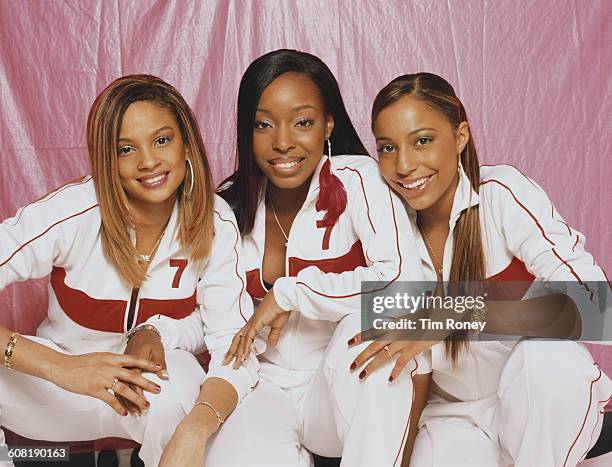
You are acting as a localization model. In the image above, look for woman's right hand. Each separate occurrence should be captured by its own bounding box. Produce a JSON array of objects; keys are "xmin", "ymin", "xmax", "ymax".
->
[
  {"xmin": 49, "ymin": 352, "xmax": 162, "ymax": 416},
  {"xmin": 224, "ymin": 290, "xmax": 289, "ymax": 368}
]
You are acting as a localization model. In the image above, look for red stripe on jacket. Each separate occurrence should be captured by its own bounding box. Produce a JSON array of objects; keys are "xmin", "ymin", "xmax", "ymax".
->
[
  {"xmin": 563, "ymin": 367, "xmax": 602, "ymax": 467},
  {"xmin": 1, "ymin": 204, "xmax": 98, "ymax": 268},
  {"xmin": 288, "ymin": 240, "xmax": 366, "ymax": 276},
  {"xmin": 214, "ymin": 210, "xmax": 248, "ymax": 322},
  {"xmin": 480, "ymin": 179, "xmax": 592, "ymax": 299},
  {"xmin": 246, "ymin": 269, "xmax": 267, "ymax": 300},
  {"xmin": 137, "ymin": 292, "xmax": 196, "ymax": 325},
  {"xmin": 393, "ymin": 359, "xmax": 419, "ymax": 466},
  {"xmin": 485, "ymin": 257, "xmax": 535, "ymax": 300},
  {"xmin": 336, "ymin": 166, "xmax": 376, "ymax": 233},
  {"xmin": 51, "ymin": 266, "xmax": 198, "ymax": 333},
  {"xmin": 50, "ymin": 266, "xmax": 127, "ymax": 333},
  {"xmin": 295, "ymin": 187, "xmax": 403, "ymax": 299},
  {"xmin": 246, "ymin": 241, "xmax": 367, "ymax": 301}
]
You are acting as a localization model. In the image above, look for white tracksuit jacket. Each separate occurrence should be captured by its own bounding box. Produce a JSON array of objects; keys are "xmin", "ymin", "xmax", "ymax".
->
[
  {"xmin": 408, "ymin": 164, "xmax": 612, "ymax": 467},
  {"xmin": 224, "ymin": 154, "xmax": 430, "ymax": 467},
  {"xmin": 0, "ymin": 176, "xmax": 259, "ymax": 402},
  {"xmin": 241, "ymin": 154, "xmax": 427, "ymax": 389}
]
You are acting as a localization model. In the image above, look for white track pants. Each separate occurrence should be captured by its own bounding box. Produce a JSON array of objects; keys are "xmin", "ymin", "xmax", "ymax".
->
[
  {"xmin": 0, "ymin": 336, "xmax": 205, "ymax": 466},
  {"xmin": 206, "ymin": 313, "xmax": 431, "ymax": 467},
  {"xmin": 410, "ymin": 340, "xmax": 612, "ymax": 467}
]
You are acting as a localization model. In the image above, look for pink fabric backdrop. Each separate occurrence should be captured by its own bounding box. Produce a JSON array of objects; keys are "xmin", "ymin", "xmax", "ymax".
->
[{"xmin": 1, "ymin": 0, "xmax": 610, "ymax": 378}]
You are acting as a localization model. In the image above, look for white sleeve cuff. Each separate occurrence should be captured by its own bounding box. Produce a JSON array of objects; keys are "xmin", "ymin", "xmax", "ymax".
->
[
  {"xmin": 144, "ymin": 313, "xmax": 207, "ymax": 353},
  {"xmin": 144, "ymin": 315, "xmax": 179, "ymax": 349},
  {"xmin": 204, "ymin": 353, "xmax": 260, "ymax": 403},
  {"xmin": 272, "ymin": 276, "xmax": 298, "ymax": 312}
]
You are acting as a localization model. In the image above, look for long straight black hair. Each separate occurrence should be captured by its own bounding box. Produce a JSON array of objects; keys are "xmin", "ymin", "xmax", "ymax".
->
[{"xmin": 219, "ymin": 49, "xmax": 368, "ymax": 234}]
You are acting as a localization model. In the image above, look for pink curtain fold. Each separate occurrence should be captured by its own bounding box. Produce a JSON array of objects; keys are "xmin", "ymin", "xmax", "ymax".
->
[{"xmin": 0, "ymin": 1, "xmax": 609, "ymax": 378}]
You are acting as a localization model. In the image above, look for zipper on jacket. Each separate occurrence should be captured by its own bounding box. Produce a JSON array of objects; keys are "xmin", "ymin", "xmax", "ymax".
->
[
  {"xmin": 283, "ymin": 205, "xmax": 307, "ymax": 369},
  {"xmin": 126, "ymin": 287, "xmax": 140, "ymax": 330}
]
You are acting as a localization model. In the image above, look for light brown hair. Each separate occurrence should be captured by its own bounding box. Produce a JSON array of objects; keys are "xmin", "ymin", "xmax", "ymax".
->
[
  {"xmin": 87, "ymin": 75, "xmax": 214, "ymax": 287},
  {"xmin": 372, "ymin": 73, "xmax": 485, "ymax": 362}
]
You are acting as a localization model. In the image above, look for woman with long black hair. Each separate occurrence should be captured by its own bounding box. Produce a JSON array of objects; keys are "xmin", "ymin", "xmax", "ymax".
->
[{"xmin": 219, "ymin": 50, "xmax": 431, "ymax": 466}]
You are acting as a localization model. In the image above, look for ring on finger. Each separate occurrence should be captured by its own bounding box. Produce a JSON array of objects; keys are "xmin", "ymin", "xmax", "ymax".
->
[
  {"xmin": 383, "ymin": 345, "xmax": 393, "ymax": 359},
  {"xmin": 107, "ymin": 377, "xmax": 119, "ymax": 396}
]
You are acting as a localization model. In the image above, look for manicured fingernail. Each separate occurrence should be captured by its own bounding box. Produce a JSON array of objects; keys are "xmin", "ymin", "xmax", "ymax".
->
[
  {"xmin": 388, "ymin": 375, "xmax": 394, "ymax": 382},
  {"xmin": 160, "ymin": 370, "xmax": 169, "ymax": 379},
  {"xmin": 358, "ymin": 369, "xmax": 367, "ymax": 380},
  {"xmin": 347, "ymin": 337, "xmax": 356, "ymax": 346},
  {"xmin": 350, "ymin": 361, "xmax": 357, "ymax": 372},
  {"xmin": 123, "ymin": 411, "xmax": 128, "ymax": 417},
  {"xmin": 154, "ymin": 363, "xmax": 162, "ymax": 369},
  {"xmin": 144, "ymin": 400, "xmax": 150, "ymax": 408},
  {"xmin": 155, "ymin": 384, "xmax": 161, "ymax": 393}
]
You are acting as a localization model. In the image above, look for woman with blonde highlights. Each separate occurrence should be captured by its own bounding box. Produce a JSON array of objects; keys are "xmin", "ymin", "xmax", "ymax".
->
[
  {"xmin": 0, "ymin": 75, "xmax": 260, "ymax": 467},
  {"xmin": 88, "ymin": 75, "xmax": 215, "ymax": 287},
  {"xmin": 351, "ymin": 72, "xmax": 612, "ymax": 466}
]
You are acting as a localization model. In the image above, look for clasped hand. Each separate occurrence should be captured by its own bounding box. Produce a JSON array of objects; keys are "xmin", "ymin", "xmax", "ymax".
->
[{"xmin": 52, "ymin": 330, "xmax": 165, "ymax": 417}]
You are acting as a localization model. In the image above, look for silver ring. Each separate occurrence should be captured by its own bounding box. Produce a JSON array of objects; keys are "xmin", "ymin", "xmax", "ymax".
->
[
  {"xmin": 383, "ymin": 345, "xmax": 393, "ymax": 359},
  {"xmin": 107, "ymin": 378, "xmax": 119, "ymax": 396}
]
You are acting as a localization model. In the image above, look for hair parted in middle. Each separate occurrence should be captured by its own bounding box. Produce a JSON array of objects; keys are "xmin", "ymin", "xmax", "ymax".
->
[
  {"xmin": 372, "ymin": 72, "xmax": 485, "ymax": 363},
  {"xmin": 87, "ymin": 74, "xmax": 215, "ymax": 287},
  {"xmin": 219, "ymin": 48, "xmax": 369, "ymax": 234}
]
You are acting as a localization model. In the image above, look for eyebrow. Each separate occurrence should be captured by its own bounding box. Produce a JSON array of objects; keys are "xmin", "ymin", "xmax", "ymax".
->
[
  {"xmin": 375, "ymin": 127, "xmax": 439, "ymax": 142},
  {"xmin": 118, "ymin": 125, "xmax": 174, "ymax": 143},
  {"xmin": 256, "ymin": 104, "xmax": 319, "ymax": 114}
]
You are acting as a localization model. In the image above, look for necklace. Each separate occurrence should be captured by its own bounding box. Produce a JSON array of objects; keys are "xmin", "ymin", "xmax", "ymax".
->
[
  {"xmin": 270, "ymin": 198, "xmax": 289, "ymax": 247},
  {"xmin": 137, "ymin": 229, "xmax": 165, "ymax": 264},
  {"xmin": 419, "ymin": 227, "xmax": 444, "ymax": 277}
]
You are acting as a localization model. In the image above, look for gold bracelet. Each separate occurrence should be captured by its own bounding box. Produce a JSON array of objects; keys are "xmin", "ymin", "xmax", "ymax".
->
[
  {"xmin": 193, "ymin": 401, "xmax": 225, "ymax": 429},
  {"xmin": 4, "ymin": 332, "xmax": 20, "ymax": 370},
  {"xmin": 126, "ymin": 324, "xmax": 161, "ymax": 342}
]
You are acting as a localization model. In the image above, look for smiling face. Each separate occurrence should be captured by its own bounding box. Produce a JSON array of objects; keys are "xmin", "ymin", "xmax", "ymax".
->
[
  {"xmin": 252, "ymin": 72, "xmax": 334, "ymax": 191},
  {"xmin": 373, "ymin": 95, "xmax": 469, "ymax": 216},
  {"xmin": 117, "ymin": 100, "xmax": 187, "ymax": 215}
]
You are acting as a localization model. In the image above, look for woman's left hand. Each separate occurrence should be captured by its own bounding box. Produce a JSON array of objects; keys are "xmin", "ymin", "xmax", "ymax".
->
[
  {"xmin": 348, "ymin": 298, "xmax": 475, "ymax": 380},
  {"xmin": 348, "ymin": 337, "xmax": 437, "ymax": 382},
  {"xmin": 159, "ymin": 411, "xmax": 213, "ymax": 467},
  {"xmin": 224, "ymin": 290, "xmax": 290, "ymax": 369}
]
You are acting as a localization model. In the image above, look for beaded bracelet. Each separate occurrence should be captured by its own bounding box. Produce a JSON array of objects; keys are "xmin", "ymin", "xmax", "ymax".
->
[{"xmin": 126, "ymin": 324, "xmax": 161, "ymax": 342}]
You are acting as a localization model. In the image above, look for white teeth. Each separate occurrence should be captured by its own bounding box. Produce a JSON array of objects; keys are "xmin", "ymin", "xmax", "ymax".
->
[
  {"xmin": 401, "ymin": 176, "xmax": 431, "ymax": 190},
  {"xmin": 275, "ymin": 161, "xmax": 299, "ymax": 169},
  {"xmin": 142, "ymin": 174, "xmax": 165, "ymax": 184}
]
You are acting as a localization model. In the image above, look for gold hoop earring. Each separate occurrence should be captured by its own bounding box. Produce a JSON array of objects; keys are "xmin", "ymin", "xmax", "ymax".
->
[{"xmin": 185, "ymin": 158, "xmax": 194, "ymax": 195}]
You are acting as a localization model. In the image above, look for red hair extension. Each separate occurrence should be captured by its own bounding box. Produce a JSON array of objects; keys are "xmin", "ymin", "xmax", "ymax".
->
[{"xmin": 316, "ymin": 159, "xmax": 347, "ymax": 226}]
